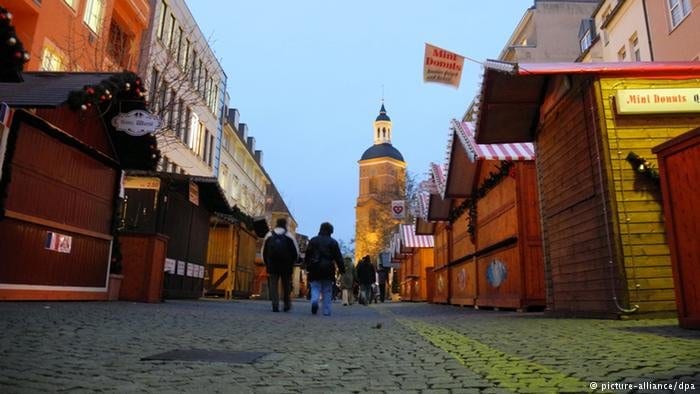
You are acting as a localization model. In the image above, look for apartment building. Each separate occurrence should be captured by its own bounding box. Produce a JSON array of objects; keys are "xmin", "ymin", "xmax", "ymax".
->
[
  {"xmin": 10, "ymin": 0, "xmax": 149, "ymax": 72},
  {"xmin": 139, "ymin": 0, "xmax": 226, "ymax": 178}
]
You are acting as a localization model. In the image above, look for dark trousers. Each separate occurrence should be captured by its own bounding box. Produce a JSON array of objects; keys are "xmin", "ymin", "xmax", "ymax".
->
[
  {"xmin": 379, "ymin": 282, "xmax": 386, "ymax": 302},
  {"xmin": 268, "ymin": 272, "xmax": 292, "ymax": 310}
]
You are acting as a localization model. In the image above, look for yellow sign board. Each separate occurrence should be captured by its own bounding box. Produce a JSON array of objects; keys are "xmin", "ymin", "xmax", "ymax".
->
[
  {"xmin": 124, "ymin": 176, "xmax": 160, "ymax": 190},
  {"xmin": 616, "ymin": 88, "xmax": 700, "ymax": 114}
]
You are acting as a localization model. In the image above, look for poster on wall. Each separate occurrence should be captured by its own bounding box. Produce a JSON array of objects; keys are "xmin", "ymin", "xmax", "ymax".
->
[{"xmin": 45, "ymin": 231, "xmax": 72, "ymax": 254}]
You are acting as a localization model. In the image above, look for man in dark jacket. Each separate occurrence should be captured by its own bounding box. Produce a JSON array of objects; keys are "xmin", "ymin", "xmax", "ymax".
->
[
  {"xmin": 304, "ymin": 222, "xmax": 345, "ymax": 316},
  {"xmin": 262, "ymin": 218, "xmax": 299, "ymax": 312},
  {"xmin": 356, "ymin": 255, "xmax": 376, "ymax": 305}
]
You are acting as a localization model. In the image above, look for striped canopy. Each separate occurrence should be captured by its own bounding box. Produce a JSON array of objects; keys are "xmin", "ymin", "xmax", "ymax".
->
[
  {"xmin": 400, "ymin": 224, "xmax": 434, "ymax": 248},
  {"xmin": 453, "ymin": 119, "xmax": 535, "ymax": 161}
]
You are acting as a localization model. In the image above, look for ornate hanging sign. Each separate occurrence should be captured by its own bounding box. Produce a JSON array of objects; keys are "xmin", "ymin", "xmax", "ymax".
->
[{"xmin": 111, "ymin": 109, "xmax": 161, "ymax": 136}]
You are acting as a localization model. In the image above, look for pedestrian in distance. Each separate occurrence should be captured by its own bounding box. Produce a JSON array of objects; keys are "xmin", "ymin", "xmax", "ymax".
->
[
  {"xmin": 304, "ymin": 222, "xmax": 345, "ymax": 316},
  {"xmin": 356, "ymin": 255, "xmax": 376, "ymax": 306},
  {"xmin": 377, "ymin": 266, "xmax": 388, "ymax": 302},
  {"xmin": 340, "ymin": 256, "xmax": 357, "ymax": 306},
  {"xmin": 261, "ymin": 218, "xmax": 299, "ymax": 312}
]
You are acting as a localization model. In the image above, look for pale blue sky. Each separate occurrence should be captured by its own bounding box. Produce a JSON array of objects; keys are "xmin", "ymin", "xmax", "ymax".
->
[{"xmin": 186, "ymin": 0, "xmax": 533, "ymax": 244}]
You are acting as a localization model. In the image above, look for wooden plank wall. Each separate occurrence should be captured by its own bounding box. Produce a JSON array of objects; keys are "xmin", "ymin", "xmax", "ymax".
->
[
  {"xmin": 537, "ymin": 77, "xmax": 618, "ymax": 316},
  {"xmin": 451, "ymin": 198, "xmax": 476, "ymax": 261},
  {"xmin": 599, "ymin": 77, "xmax": 700, "ymax": 316}
]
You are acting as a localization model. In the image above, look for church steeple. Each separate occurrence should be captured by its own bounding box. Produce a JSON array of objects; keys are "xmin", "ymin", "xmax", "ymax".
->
[{"xmin": 373, "ymin": 100, "xmax": 392, "ymax": 145}]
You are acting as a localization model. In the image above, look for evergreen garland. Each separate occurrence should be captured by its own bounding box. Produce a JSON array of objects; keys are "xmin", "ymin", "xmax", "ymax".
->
[
  {"xmin": 67, "ymin": 72, "xmax": 160, "ymax": 170},
  {"xmin": 448, "ymin": 160, "xmax": 514, "ymax": 238},
  {"xmin": 0, "ymin": 6, "xmax": 29, "ymax": 82},
  {"xmin": 626, "ymin": 152, "xmax": 660, "ymax": 185}
]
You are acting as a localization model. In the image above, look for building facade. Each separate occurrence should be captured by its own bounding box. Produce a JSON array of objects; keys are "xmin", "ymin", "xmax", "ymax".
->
[
  {"xmin": 219, "ymin": 109, "xmax": 268, "ymax": 216},
  {"xmin": 139, "ymin": 0, "xmax": 226, "ymax": 178},
  {"xmin": 499, "ymin": 0, "xmax": 600, "ymax": 63},
  {"xmin": 355, "ymin": 103, "xmax": 406, "ymax": 263},
  {"xmin": 647, "ymin": 0, "xmax": 700, "ymax": 60},
  {"xmin": 10, "ymin": 0, "xmax": 149, "ymax": 72}
]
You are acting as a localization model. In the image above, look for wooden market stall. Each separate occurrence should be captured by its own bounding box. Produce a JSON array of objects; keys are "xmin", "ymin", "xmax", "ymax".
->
[
  {"xmin": 121, "ymin": 172, "xmax": 232, "ymax": 299},
  {"xmin": 0, "ymin": 72, "xmax": 158, "ymax": 301},
  {"xmin": 447, "ymin": 120, "xmax": 544, "ymax": 310},
  {"xmin": 206, "ymin": 214, "xmax": 258, "ymax": 299},
  {"xmin": 426, "ymin": 163, "xmax": 451, "ymax": 304},
  {"xmin": 396, "ymin": 225, "xmax": 434, "ymax": 302},
  {"xmin": 653, "ymin": 127, "xmax": 700, "ymax": 329},
  {"xmin": 474, "ymin": 61, "xmax": 700, "ymax": 318}
]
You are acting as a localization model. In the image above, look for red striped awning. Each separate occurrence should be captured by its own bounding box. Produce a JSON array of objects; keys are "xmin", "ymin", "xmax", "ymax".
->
[
  {"xmin": 430, "ymin": 162, "xmax": 447, "ymax": 197},
  {"xmin": 400, "ymin": 224, "xmax": 434, "ymax": 248},
  {"xmin": 453, "ymin": 120, "xmax": 535, "ymax": 161}
]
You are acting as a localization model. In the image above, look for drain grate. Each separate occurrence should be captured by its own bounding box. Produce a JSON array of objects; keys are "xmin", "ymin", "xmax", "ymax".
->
[{"xmin": 141, "ymin": 349, "xmax": 269, "ymax": 364}]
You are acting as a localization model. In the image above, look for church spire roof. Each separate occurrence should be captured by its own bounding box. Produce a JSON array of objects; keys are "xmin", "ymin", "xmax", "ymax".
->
[{"xmin": 376, "ymin": 102, "xmax": 391, "ymax": 122}]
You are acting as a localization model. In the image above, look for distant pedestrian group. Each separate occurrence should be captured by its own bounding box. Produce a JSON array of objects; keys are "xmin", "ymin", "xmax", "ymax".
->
[{"xmin": 262, "ymin": 220, "xmax": 390, "ymax": 316}]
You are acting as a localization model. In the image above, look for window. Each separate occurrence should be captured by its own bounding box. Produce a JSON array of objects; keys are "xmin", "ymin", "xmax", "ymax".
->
[
  {"xmin": 168, "ymin": 15, "xmax": 176, "ymax": 50},
  {"xmin": 208, "ymin": 134, "xmax": 215, "ymax": 166},
  {"xmin": 203, "ymin": 129, "xmax": 210, "ymax": 161},
  {"xmin": 617, "ymin": 46, "xmax": 626, "ymax": 61},
  {"xmin": 40, "ymin": 45, "xmax": 66, "ymax": 71},
  {"xmin": 63, "ymin": 0, "xmax": 77, "ymax": 10},
  {"xmin": 183, "ymin": 107, "xmax": 191, "ymax": 144},
  {"xmin": 107, "ymin": 20, "xmax": 132, "ymax": 68},
  {"xmin": 629, "ymin": 34, "xmax": 641, "ymax": 61},
  {"xmin": 580, "ymin": 29, "xmax": 592, "ymax": 53},
  {"xmin": 668, "ymin": 0, "xmax": 691, "ymax": 28},
  {"xmin": 221, "ymin": 164, "xmax": 229, "ymax": 192},
  {"xmin": 156, "ymin": 1, "xmax": 168, "ymax": 40},
  {"xmin": 176, "ymin": 99, "xmax": 184, "ymax": 139},
  {"xmin": 150, "ymin": 68, "xmax": 159, "ymax": 106},
  {"xmin": 182, "ymin": 39, "xmax": 190, "ymax": 68},
  {"xmin": 167, "ymin": 88, "xmax": 176, "ymax": 129},
  {"xmin": 176, "ymin": 27, "xmax": 184, "ymax": 65},
  {"xmin": 161, "ymin": 12, "xmax": 172, "ymax": 45},
  {"xmin": 83, "ymin": 0, "xmax": 105, "ymax": 33}
]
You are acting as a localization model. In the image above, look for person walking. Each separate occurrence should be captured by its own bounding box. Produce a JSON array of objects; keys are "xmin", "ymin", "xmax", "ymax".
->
[
  {"xmin": 340, "ymin": 256, "xmax": 357, "ymax": 306},
  {"xmin": 377, "ymin": 266, "xmax": 388, "ymax": 302},
  {"xmin": 356, "ymin": 255, "xmax": 376, "ymax": 306},
  {"xmin": 261, "ymin": 218, "xmax": 299, "ymax": 312},
  {"xmin": 304, "ymin": 222, "xmax": 345, "ymax": 316}
]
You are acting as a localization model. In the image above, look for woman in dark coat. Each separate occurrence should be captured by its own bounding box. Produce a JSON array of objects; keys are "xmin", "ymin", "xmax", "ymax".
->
[
  {"xmin": 304, "ymin": 222, "xmax": 345, "ymax": 316},
  {"xmin": 355, "ymin": 255, "xmax": 376, "ymax": 305}
]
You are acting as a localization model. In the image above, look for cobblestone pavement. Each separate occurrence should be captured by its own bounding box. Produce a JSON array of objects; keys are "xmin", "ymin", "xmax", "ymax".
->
[{"xmin": 0, "ymin": 299, "xmax": 699, "ymax": 393}]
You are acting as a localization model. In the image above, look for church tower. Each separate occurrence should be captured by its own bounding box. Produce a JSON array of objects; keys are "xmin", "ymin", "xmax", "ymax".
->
[{"xmin": 354, "ymin": 102, "xmax": 406, "ymax": 263}]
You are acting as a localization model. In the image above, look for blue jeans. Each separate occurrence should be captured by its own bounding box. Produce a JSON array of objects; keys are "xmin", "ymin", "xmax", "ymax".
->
[{"xmin": 310, "ymin": 280, "xmax": 334, "ymax": 316}]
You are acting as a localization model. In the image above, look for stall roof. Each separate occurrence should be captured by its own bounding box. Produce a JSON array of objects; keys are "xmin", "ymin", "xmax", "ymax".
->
[
  {"xmin": 426, "ymin": 162, "xmax": 451, "ymax": 221},
  {"xmin": 126, "ymin": 170, "xmax": 233, "ymax": 215},
  {"xmin": 474, "ymin": 61, "xmax": 700, "ymax": 144},
  {"xmin": 455, "ymin": 120, "xmax": 535, "ymax": 161},
  {"xmin": 400, "ymin": 224, "xmax": 434, "ymax": 249},
  {"xmin": 0, "ymin": 72, "xmax": 116, "ymax": 108}
]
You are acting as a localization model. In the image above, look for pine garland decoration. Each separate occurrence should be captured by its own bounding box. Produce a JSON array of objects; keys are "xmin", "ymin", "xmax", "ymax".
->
[
  {"xmin": 626, "ymin": 152, "xmax": 660, "ymax": 185},
  {"xmin": 0, "ymin": 6, "xmax": 30, "ymax": 82},
  {"xmin": 448, "ymin": 160, "xmax": 514, "ymax": 238}
]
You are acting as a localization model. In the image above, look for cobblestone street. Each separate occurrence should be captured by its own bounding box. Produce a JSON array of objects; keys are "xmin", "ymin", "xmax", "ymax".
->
[{"xmin": 1, "ymin": 300, "xmax": 699, "ymax": 393}]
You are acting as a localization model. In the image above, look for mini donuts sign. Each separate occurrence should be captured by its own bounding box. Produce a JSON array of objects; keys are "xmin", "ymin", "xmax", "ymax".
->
[{"xmin": 111, "ymin": 109, "xmax": 161, "ymax": 136}]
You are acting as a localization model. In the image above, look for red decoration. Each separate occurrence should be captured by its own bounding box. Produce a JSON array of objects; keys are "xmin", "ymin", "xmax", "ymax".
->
[
  {"xmin": 509, "ymin": 167, "xmax": 517, "ymax": 179},
  {"xmin": 86, "ymin": 87, "xmax": 95, "ymax": 94}
]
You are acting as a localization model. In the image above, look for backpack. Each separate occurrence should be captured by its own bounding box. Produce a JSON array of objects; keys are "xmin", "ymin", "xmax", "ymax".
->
[
  {"xmin": 308, "ymin": 242, "xmax": 334, "ymax": 278},
  {"xmin": 265, "ymin": 232, "xmax": 295, "ymax": 268}
]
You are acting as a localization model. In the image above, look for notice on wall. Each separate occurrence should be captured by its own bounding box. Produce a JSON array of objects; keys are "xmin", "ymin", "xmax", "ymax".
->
[
  {"xmin": 45, "ymin": 231, "xmax": 72, "ymax": 254},
  {"xmin": 423, "ymin": 43, "xmax": 464, "ymax": 88},
  {"xmin": 189, "ymin": 182, "xmax": 199, "ymax": 206},
  {"xmin": 186, "ymin": 263, "xmax": 194, "ymax": 277},
  {"xmin": 164, "ymin": 258, "xmax": 176, "ymax": 273},
  {"xmin": 176, "ymin": 260, "xmax": 186, "ymax": 276}
]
